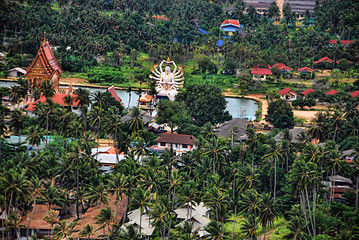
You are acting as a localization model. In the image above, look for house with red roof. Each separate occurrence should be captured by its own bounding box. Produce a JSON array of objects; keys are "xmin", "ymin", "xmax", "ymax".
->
[
  {"xmin": 139, "ymin": 93, "xmax": 155, "ymax": 110},
  {"xmin": 251, "ymin": 68, "xmax": 272, "ymax": 81},
  {"xmin": 301, "ymin": 88, "xmax": 315, "ymax": 98},
  {"xmin": 350, "ymin": 90, "xmax": 359, "ymax": 98},
  {"xmin": 326, "ymin": 90, "xmax": 338, "ymax": 95},
  {"xmin": 314, "ymin": 57, "xmax": 334, "ymax": 64},
  {"xmin": 25, "ymin": 93, "xmax": 80, "ymax": 116},
  {"xmin": 220, "ymin": 19, "xmax": 242, "ymax": 37},
  {"xmin": 272, "ymin": 63, "xmax": 293, "ymax": 72},
  {"xmin": 151, "ymin": 133, "xmax": 197, "ymax": 156},
  {"xmin": 336, "ymin": 58, "xmax": 352, "ymax": 64},
  {"xmin": 298, "ymin": 67, "xmax": 315, "ymax": 72},
  {"xmin": 279, "ymin": 88, "xmax": 298, "ymax": 101}
]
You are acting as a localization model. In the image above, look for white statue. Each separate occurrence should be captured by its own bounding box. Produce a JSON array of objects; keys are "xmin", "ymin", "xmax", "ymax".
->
[{"xmin": 149, "ymin": 58, "xmax": 184, "ymax": 101}]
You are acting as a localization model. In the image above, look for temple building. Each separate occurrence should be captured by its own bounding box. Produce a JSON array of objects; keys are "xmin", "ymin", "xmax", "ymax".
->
[{"xmin": 25, "ymin": 36, "xmax": 62, "ymax": 91}]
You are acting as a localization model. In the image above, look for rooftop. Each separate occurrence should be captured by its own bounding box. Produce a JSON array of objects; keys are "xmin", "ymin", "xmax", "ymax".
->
[
  {"xmin": 250, "ymin": 68, "xmax": 272, "ymax": 75},
  {"xmin": 326, "ymin": 90, "xmax": 338, "ymax": 95},
  {"xmin": 350, "ymin": 90, "xmax": 359, "ymax": 98},
  {"xmin": 214, "ymin": 118, "xmax": 247, "ymax": 140},
  {"xmin": 301, "ymin": 88, "xmax": 315, "ymax": 96},
  {"xmin": 314, "ymin": 57, "xmax": 334, "ymax": 64},
  {"xmin": 25, "ymin": 93, "xmax": 79, "ymax": 111},
  {"xmin": 272, "ymin": 63, "xmax": 293, "ymax": 71},
  {"xmin": 298, "ymin": 67, "xmax": 315, "ymax": 72},
  {"xmin": 155, "ymin": 133, "xmax": 197, "ymax": 145},
  {"xmin": 279, "ymin": 88, "xmax": 297, "ymax": 96}
]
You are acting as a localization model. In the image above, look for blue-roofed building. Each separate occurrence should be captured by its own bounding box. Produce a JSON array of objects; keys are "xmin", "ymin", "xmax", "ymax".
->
[
  {"xmin": 217, "ymin": 40, "xmax": 224, "ymax": 47},
  {"xmin": 197, "ymin": 28, "xmax": 208, "ymax": 35}
]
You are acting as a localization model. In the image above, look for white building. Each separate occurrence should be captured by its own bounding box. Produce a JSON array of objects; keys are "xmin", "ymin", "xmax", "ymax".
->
[
  {"xmin": 9, "ymin": 67, "xmax": 26, "ymax": 78},
  {"xmin": 151, "ymin": 133, "xmax": 197, "ymax": 156}
]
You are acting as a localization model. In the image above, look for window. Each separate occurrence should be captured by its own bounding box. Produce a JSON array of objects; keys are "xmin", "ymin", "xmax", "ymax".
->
[
  {"xmin": 175, "ymin": 144, "xmax": 178, "ymax": 147},
  {"xmin": 160, "ymin": 142, "xmax": 166, "ymax": 147},
  {"xmin": 182, "ymin": 144, "xmax": 188, "ymax": 149}
]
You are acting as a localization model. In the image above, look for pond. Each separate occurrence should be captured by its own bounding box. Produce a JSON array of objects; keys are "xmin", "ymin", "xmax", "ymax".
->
[{"xmin": 0, "ymin": 80, "xmax": 258, "ymax": 120}]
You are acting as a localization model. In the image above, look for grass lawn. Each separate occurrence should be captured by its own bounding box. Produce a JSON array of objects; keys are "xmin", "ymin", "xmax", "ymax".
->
[{"xmin": 224, "ymin": 215, "xmax": 289, "ymax": 239}]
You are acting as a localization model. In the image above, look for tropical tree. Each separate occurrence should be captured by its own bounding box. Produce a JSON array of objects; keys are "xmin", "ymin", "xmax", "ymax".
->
[
  {"xmin": 108, "ymin": 173, "xmax": 128, "ymax": 222},
  {"xmin": 53, "ymin": 220, "xmax": 76, "ymax": 240},
  {"xmin": 26, "ymin": 176, "xmax": 43, "ymax": 239},
  {"xmin": 79, "ymin": 224, "xmax": 94, "ymax": 240},
  {"xmin": 128, "ymin": 107, "xmax": 144, "ymax": 133},
  {"xmin": 43, "ymin": 209, "xmax": 60, "ymax": 237},
  {"xmin": 4, "ymin": 213, "xmax": 24, "ymax": 239},
  {"xmin": 40, "ymin": 80, "xmax": 55, "ymax": 99},
  {"xmin": 240, "ymin": 216, "xmax": 258, "ymax": 240},
  {"xmin": 9, "ymin": 109, "xmax": 26, "ymax": 143},
  {"xmin": 263, "ymin": 141, "xmax": 283, "ymax": 199},
  {"xmin": 130, "ymin": 188, "xmax": 150, "ymax": 233},
  {"xmin": 95, "ymin": 206, "xmax": 114, "ymax": 240},
  {"xmin": 258, "ymin": 193, "xmax": 278, "ymax": 240}
]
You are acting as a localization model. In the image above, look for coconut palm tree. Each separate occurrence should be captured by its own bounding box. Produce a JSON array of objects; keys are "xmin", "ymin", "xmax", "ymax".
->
[
  {"xmin": 175, "ymin": 221, "xmax": 200, "ymax": 240},
  {"xmin": 88, "ymin": 105, "xmax": 104, "ymax": 154},
  {"xmin": 351, "ymin": 158, "xmax": 359, "ymax": 211},
  {"xmin": 63, "ymin": 94, "xmax": 74, "ymax": 112},
  {"xmin": 240, "ymin": 216, "xmax": 258, "ymax": 240},
  {"xmin": 54, "ymin": 220, "xmax": 76, "ymax": 240},
  {"xmin": 128, "ymin": 107, "xmax": 144, "ymax": 133},
  {"xmin": 258, "ymin": 193, "xmax": 278, "ymax": 240},
  {"xmin": 103, "ymin": 107, "xmax": 123, "ymax": 163},
  {"xmin": 235, "ymin": 164, "xmax": 260, "ymax": 194},
  {"xmin": 117, "ymin": 224, "xmax": 141, "ymax": 240},
  {"xmin": 26, "ymin": 177, "xmax": 43, "ymax": 240},
  {"xmin": 284, "ymin": 216, "xmax": 310, "ymax": 240},
  {"xmin": 9, "ymin": 109, "xmax": 26, "ymax": 143},
  {"xmin": 86, "ymin": 181, "xmax": 108, "ymax": 209},
  {"xmin": 130, "ymin": 188, "xmax": 150, "ymax": 234},
  {"xmin": 238, "ymin": 189, "xmax": 260, "ymax": 217},
  {"xmin": 108, "ymin": 173, "xmax": 128, "ymax": 222},
  {"xmin": 95, "ymin": 206, "xmax": 114, "ymax": 240},
  {"xmin": 4, "ymin": 213, "xmax": 24, "ymax": 240},
  {"xmin": 204, "ymin": 186, "xmax": 229, "ymax": 225},
  {"xmin": 79, "ymin": 224, "xmax": 94, "ymax": 240},
  {"xmin": 148, "ymin": 203, "xmax": 167, "ymax": 239},
  {"xmin": 40, "ymin": 80, "xmax": 55, "ymax": 100},
  {"xmin": 43, "ymin": 209, "xmax": 60, "ymax": 237},
  {"xmin": 263, "ymin": 141, "xmax": 283, "ymax": 199},
  {"xmin": 204, "ymin": 220, "xmax": 225, "ymax": 240},
  {"xmin": 245, "ymin": 128, "xmax": 260, "ymax": 169},
  {"xmin": 26, "ymin": 126, "xmax": 45, "ymax": 150}
]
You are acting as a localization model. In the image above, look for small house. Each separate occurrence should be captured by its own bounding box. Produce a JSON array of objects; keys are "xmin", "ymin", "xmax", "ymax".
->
[
  {"xmin": 272, "ymin": 63, "xmax": 293, "ymax": 73},
  {"xmin": 298, "ymin": 67, "xmax": 315, "ymax": 73},
  {"xmin": 151, "ymin": 133, "xmax": 197, "ymax": 155},
  {"xmin": 214, "ymin": 118, "xmax": 248, "ymax": 143},
  {"xmin": 107, "ymin": 85, "xmax": 124, "ymax": 105},
  {"xmin": 250, "ymin": 68, "xmax": 272, "ymax": 81},
  {"xmin": 279, "ymin": 88, "xmax": 297, "ymax": 101},
  {"xmin": 323, "ymin": 175, "xmax": 353, "ymax": 202},
  {"xmin": 314, "ymin": 56, "xmax": 334, "ymax": 65},
  {"xmin": 138, "ymin": 93, "xmax": 155, "ymax": 109},
  {"xmin": 8, "ymin": 67, "xmax": 26, "ymax": 78},
  {"xmin": 301, "ymin": 88, "xmax": 315, "ymax": 99}
]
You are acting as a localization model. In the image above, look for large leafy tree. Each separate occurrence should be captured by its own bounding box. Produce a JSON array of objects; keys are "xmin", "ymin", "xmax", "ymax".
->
[
  {"xmin": 265, "ymin": 99, "xmax": 294, "ymax": 129},
  {"xmin": 176, "ymin": 84, "xmax": 231, "ymax": 126}
]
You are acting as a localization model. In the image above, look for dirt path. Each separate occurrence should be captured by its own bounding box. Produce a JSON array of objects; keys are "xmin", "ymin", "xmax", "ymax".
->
[{"xmin": 257, "ymin": 229, "xmax": 276, "ymax": 240}]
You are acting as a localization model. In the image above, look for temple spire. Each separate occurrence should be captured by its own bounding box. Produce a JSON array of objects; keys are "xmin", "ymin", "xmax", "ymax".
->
[{"xmin": 42, "ymin": 32, "xmax": 47, "ymax": 45}]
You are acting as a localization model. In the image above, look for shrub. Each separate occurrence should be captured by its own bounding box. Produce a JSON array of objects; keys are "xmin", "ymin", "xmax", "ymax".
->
[{"xmin": 87, "ymin": 67, "xmax": 126, "ymax": 84}]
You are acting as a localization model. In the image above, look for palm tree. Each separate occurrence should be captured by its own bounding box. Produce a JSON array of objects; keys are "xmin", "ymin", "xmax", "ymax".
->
[
  {"xmin": 117, "ymin": 224, "xmax": 141, "ymax": 240},
  {"xmin": 43, "ymin": 209, "xmax": 60, "ymax": 237},
  {"xmin": 235, "ymin": 164, "xmax": 260, "ymax": 193},
  {"xmin": 42, "ymin": 185, "xmax": 64, "ymax": 210},
  {"xmin": 258, "ymin": 193, "xmax": 278, "ymax": 240},
  {"xmin": 263, "ymin": 142, "xmax": 283, "ymax": 199},
  {"xmin": 130, "ymin": 188, "xmax": 150, "ymax": 234},
  {"xmin": 127, "ymin": 87, "xmax": 132, "ymax": 109},
  {"xmin": 34, "ymin": 100, "xmax": 56, "ymax": 148},
  {"xmin": 245, "ymin": 128, "xmax": 260, "ymax": 169},
  {"xmin": 40, "ymin": 80, "xmax": 55, "ymax": 99},
  {"xmin": 63, "ymin": 95, "xmax": 74, "ymax": 112},
  {"xmin": 175, "ymin": 221, "xmax": 199, "ymax": 240},
  {"xmin": 103, "ymin": 107, "xmax": 123, "ymax": 163},
  {"xmin": 306, "ymin": 112, "xmax": 327, "ymax": 142},
  {"xmin": 352, "ymin": 158, "xmax": 359, "ymax": 211},
  {"xmin": 205, "ymin": 138, "xmax": 226, "ymax": 174},
  {"xmin": 95, "ymin": 206, "xmax": 114, "ymax": 240},
  {"xmin": 26, "ymin": 177, "xmax": 43, "ymax": 240},
  {"xmin": 128, "ymin": 107, "xmax": 144, "ymax": 133},
  {"xmin": 148, "ymin": 203, "xmax": 167, "ymax": 239},
  {"xmin": 9, "ymin": 109, "xmax": 26, "ymax": 143},
  {"xmin": 86, "ymin": 181, "xmax": 108, "ymax": 209},
  {"xmin": 54, "ymin": 220, "xmax": 76, "ymax": 240},
  {"xmin": 204, "ymin": 220, "xmax": 225, "ymax": 240},
  {"xmin": 79, "ymin": 224, "xmax": 94, "ymax": 240},
  {"xmin": 108, "ymin": 173, "xmax": 128, "ymax": 222},
  {"xmin": 204, "ymin": 186, "xmax": 229, "ymax": 225},
  {"xmin": 238, "ymin": 189, "xmax": 260, "ymax": 217},
  {"xmin": 240, "ymin": 216, "xmax": 258, "ymax": 240},
  {"xmin": 4, "ymin": 213, "xmax": 24, "ymax": 240},
  {"xmin": 284, "ymin": 216, "xmax": 310, "ymax": 240},
  {"xmin": 88, "ymin": 105, "xmax": 104, "ymax": 155}
]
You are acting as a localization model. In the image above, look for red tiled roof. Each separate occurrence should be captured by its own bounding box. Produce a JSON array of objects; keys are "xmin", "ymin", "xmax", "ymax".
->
[
  {"xmin": 301, "ymin": 88, "xmax": 315, "ymax": 96},
  {"xmin": 350, "ymin": 90, "xmax": 359, "ymax": 97},
  {"xmin": 298, "ymin": 67, "xmax": 315, "ymax": 72},
  {"xmin": 279, "ymin": 88, "xmax": 297, "ymax": 96},
  {"xmin": 107, "ymin": 86, "xmax": 123, "ymax": 105},
  {"xmin": 326, "ymin": 90, "xmax": 338, "ymax": 95},
  {"xmin": 272, "ymin": 63, "xmax": 293, "ymax": 71},
  {"xmin": 221, "ymin": 19, "xmax": 240, "ymax": 26},
  {"xmin": 250, "ymin": 68, "xmax": 272, "ymax": 75},
  {"xmin": 329, "ymin": 40, "xmax": 354, "ymax": 45},
  {"xmin": 336, "ymin": 59, "xmax": 352, "ymax": 64},
  {"xmin": 25, "ymin": 93, "xmax": 79, "ymax": 111},
  {"xmin": 25, "ymin": 37, "xmax": 62, "ymax": 78},
  {"xmin": 155, "ymin": 133, "xmax": 197, "ymax": 145},
  {"xmin": 139, "ymin": 93, "xmax": 153, "ymax": 102},
  {"xmin": 314, "ymin": 57, "xmax": 334, "ymax": 64}
]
